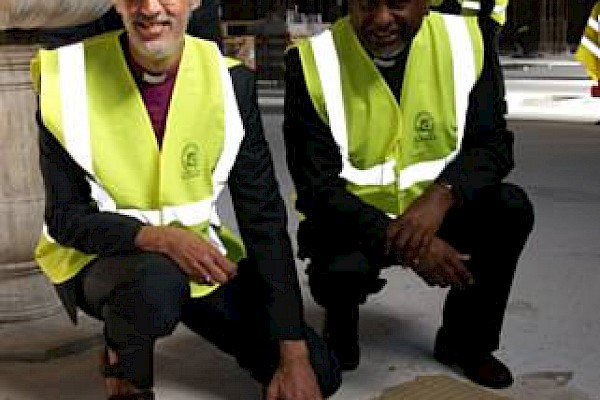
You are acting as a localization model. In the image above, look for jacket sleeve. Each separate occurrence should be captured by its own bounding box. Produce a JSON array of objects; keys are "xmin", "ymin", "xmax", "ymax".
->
[
  {"xmin": 228, "ymin": 65, "xmax": 305, "ymax": 340},
  {"xmin": 38, "ymin": 112, "xmax": 144, "ymax": 255},
  {"xmin": 436, "ymin": 17, "xmax": 515, "ymax": 202},
  {"xmin": 283, "ymin": 49, "xmax": 392, "ymax": 262}
]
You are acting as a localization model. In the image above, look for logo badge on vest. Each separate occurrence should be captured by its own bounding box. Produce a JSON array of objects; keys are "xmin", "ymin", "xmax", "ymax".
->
[
  {"xmin": 181, "ymin": 142, "xmax": 201, "ymax": 179},
  {"xmin": 414, "ymin": 111, "xmax": 436, "ymax": 141}
]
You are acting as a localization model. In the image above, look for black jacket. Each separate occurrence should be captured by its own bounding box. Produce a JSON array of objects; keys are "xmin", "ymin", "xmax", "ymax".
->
[
  {"xmin": 38, "ymin": 58, "xmax": 304, "ymax": 341},
  {"xmin": 283, "ymin": 16, "xmax": 514, "ymax": 263}
]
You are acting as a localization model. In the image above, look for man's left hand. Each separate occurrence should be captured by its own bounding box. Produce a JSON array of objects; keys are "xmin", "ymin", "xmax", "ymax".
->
[
  {"xmin": 265, "ymin": 340, "xmax": 322, "ymax": 400},
  {"xmin": 387, "ymin": 182, "xmax": 455, "ymax": 266}
]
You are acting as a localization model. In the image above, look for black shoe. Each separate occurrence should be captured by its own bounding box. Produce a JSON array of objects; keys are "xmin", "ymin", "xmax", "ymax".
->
[
  {"xmin": 323, "ymin": 306, "xmax": 360, "ymax": 371},
  {"xmin": 434, "ymin": 335, "xmax": 514, "ymax": 389},
  {"xmin": 325, "ymin": 335, "xmax": 360, "ymax": 371}
]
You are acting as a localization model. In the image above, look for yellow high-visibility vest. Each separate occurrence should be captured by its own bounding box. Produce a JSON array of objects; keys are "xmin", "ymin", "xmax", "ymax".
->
[
  {"xmin": 292, "ymin": 13, "xmax": 483, "ymax": 216},
  {"xmin": 576, "ymin": 2, "xmax": 600, "ymax": 81},
  {"xmin": 31, "ymin": 31, "xmax": 246, "ymax": 297},
  {"xmin": 460, "ymin": 0, "xmax": 509, "ymax": 26}
]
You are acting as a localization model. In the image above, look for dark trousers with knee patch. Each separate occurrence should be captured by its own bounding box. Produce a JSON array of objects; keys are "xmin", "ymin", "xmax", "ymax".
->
[
  {"xmin": 75, "ymin": 254, "xmax": 341, "ymax": 395},
  {"xmin": 306, "ymin": 183, "xmax": 534, "ymax": 354}
]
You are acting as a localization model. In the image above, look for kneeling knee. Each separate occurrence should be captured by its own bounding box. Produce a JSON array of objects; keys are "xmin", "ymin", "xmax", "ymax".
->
[
  {"xmin": 500, "ymin": 184, "xmax": 535, "ymax": 235},
  {"xmin": 308, "ymin": 269, "xmax": 378, "ymax": 308},
  {"xmin": 118, "ymin": 254, "xmax": 189, "ymax": 336}
]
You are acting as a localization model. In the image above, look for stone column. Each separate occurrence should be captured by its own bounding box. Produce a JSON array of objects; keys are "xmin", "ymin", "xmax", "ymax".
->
[
  {"xmin": 0, "ymin": 0, "xmax": 110, "ymax": 324},
  {"xmin": 0, "ymin": 43, "xmax": 62, "ymax": 322},
  {"xmin": 0, "ymin": 0, "xmax": 111, "ymax": 30}
]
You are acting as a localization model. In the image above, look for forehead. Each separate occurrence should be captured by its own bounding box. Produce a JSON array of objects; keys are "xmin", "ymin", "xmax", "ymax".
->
[
  {"xmin": 350, "ymin": 0, "xmax": 417, "ymax": 9},
  {"xmin": 114, "ymin": 0, "xmax": 190, "ymax": 7}
]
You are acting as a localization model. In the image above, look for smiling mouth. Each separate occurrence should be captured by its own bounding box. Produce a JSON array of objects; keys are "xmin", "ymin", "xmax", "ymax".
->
[
  {"xmin": 373, "ymin": 33, "xmax": 399, "ymax": 44},
  {"xmin": 134, "ymin": 21, "xmax": 171, "ymax": 38}
]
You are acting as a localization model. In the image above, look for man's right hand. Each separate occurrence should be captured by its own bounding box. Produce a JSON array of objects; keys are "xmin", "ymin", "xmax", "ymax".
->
[
  {"xmin": 385, "ymin": 182, "xmax": 455, "ymax": 266},
  {"xmin": 410, "ymin": 237, "xmax": 474, "ymax": 289},
  {"xmin": 135, "ymin": 226, "xmax": 237, "ymax": 284}
]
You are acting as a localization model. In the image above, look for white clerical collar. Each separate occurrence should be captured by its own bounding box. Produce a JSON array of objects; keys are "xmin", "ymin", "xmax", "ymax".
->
[
  {"xmin": 371, "ymin": 43, "xmax": 408, "ymax": 68},
  {"xmin": 373, "ymin": 57, "xmax": 397, "ymax": 68},
  {"xmin": 142, "ymin": 71, "xmax": 168, "ymax": 84}
]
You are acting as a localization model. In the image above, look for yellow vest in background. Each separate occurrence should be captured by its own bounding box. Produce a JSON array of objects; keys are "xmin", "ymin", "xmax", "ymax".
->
[
  {"xmin": 460, "ymin": 0, "xmax": 509, "ymax": 26},
  {"xmin": 576, "ymin": 2, "xmax": 600, "ymax": 81}
]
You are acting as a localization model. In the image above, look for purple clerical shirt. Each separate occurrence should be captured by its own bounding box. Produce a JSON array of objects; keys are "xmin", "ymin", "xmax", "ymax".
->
[{"xmin": 123, "ymin": 37, "xmax": 178, "ymax": 148}]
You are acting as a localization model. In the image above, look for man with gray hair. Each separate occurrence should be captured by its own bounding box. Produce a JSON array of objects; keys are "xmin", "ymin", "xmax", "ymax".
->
[{"xmin": 32, "ymin": 0, "xmax": 340, "ymax": 398}]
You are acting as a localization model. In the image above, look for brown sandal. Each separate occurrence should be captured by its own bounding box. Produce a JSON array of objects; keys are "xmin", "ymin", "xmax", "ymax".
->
[{"xmin": 100, "ymin": 347, "xmax": 155, "ymax": 400}]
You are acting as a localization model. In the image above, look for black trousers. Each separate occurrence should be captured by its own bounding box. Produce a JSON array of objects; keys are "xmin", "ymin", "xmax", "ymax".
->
[
  {"xmin": 74, "ymin": 255, "xmax": 341, "ymax": 395},
  {"xmin": 306, "ymin": 183, "xmax": 534, "ymax": 354}
]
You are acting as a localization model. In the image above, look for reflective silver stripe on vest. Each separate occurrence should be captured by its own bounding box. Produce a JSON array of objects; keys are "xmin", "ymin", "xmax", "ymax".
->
[
  {"xmin": 493, "ymin": 4, "xmax": 507, "ymax": 14},
  {"xmin": 462, "ymin": 1, "xmax": 481, "ymax": 10},
  {"xmin": 581, "ymin": 36, "xmax": 600, "ymax": 59},
  {"xmin": 58, "ymin": 43, "xmax": 124, "ymax": 218},
  {"xmin": 400, "ymin": 15, "xmax": 475, "ymax": 189},
  {"xmin": 42, "ymin": 224, "xmax": 56, "ymax": 243},
  {"xmin": 582, "ymin": 11, "xmax": 600, "ymax": 60},
  {"xmin": 462, "ymin": 1, "xmax": 506, "ymax": 17},
  {"xmin": 588, "ymin": 16, "xmax": 599, "ymax": 33},
  {"xmin": 398, "ymin": 14, "xmax": 477, "ymax": 189},
  {"xmin": 54, "ymin": 41, "xmax": 244, "ymax": 254},
  {"xmin": 311, "ymin": 30, "xmax": 396, "ymax": 186},
  {"xmin": 58, "ymin": 43, "xmax": 94, "ymax": 176},
  {"xmin": 162, "ymin": 200, "xmax": 213, "ymax": 226},
  {"xmin": 210, "ymin": 45, "xmax": 246, "ymax": 229},
  {"xmin": 311, "ymin": 16, "xmax": 476, "ymax": 189}
]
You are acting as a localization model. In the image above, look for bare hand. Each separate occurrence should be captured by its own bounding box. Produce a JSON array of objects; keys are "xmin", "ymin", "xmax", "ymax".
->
[
  {"xmin": 135, "ymin": 226, "xmax": 236, "ymax": 284},
  {"xmin": 265, "ymin": 340, "xmax": 322, "ymax": 400},
  {"xmin": 386, "ymin": 183, "xmax": 455, "ymax": 265},
  {"xmin": 411, "ymin": 236, "xmax": 474, "ymax": 289}
]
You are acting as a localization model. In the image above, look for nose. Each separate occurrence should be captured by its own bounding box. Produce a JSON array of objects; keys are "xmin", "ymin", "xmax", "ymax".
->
[
  {"xmin": 138, "ymin": 0, "xmax": 163, "ymax": 16},
  {"xmin": 372, "ymin": 2, "xmax": 396, "ymax": 26}
]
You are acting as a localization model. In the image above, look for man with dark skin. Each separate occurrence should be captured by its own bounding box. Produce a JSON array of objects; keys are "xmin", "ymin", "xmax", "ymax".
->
[{"xmin": 284, "ymin": 0, "xmax": 534, "ymax": 389}]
